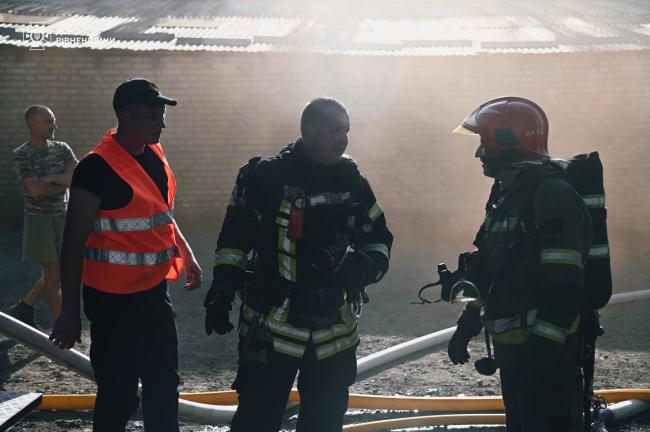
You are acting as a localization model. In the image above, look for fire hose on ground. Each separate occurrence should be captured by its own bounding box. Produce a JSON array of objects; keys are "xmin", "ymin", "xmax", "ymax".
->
[
  {"xmin": 36, "ymin": 388, "xmax": 650, "ymax": 411},
  {"xmin": 1, "ymin": 289, "xmax": 649, "ymax": 427},
  {"xmin": 339, "ymin": 399, "xmax": 650, "ymax": 432}
]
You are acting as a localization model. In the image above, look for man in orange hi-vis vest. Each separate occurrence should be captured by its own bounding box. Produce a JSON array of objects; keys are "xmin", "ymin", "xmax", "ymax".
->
[{"xmin": 49, "ymin": 78, "xmax": 202, "ymax": 432}]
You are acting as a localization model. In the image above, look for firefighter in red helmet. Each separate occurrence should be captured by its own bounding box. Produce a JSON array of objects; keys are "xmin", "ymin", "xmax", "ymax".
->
[
  {"xmin": 453, "ymin": 96, "xmax": 550, "ymax": 174},
  {"xmin": 449, "ymin": 97, "xmax": 593, "ymax": 431}
]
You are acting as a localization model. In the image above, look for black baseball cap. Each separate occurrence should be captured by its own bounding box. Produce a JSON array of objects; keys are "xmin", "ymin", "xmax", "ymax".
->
[{"xmin": 113, "ymin": 78, "xmax": 177, "ymax": 111}]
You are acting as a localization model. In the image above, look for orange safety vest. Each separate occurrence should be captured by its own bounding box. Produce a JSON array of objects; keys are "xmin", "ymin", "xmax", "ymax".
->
[{"xmin": 82, "ymin": 129, "xmax": 183, "ymax": 294}]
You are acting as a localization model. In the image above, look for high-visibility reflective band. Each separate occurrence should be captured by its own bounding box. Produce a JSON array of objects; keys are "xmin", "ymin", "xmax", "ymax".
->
[
  {"xmin": 307, "ymin": 192, "xmax": 351, "ymax": 207},
  {"xmin": 589, "ymin": 244, "xmax": 610, "ymax": 259},
  {"xmin": 312, "ymin": 320, "xmax": 357, "ymax": 343},
  {"xmin": 214, "ymin": 248, "xmax": 248, "ymax": 269},
  {"xmin": 84, "ymin": 246, "xmax": 176, "ymax": 266},
  {"xmin": 540, "ymin": 248, "xmax": 583, "ymax": 266},
  {"xmin": 242, "ymin": 302, "xmax": 310, "ymax": 342},
  {"xmin": 316, "ymin": 332, "xmax": 360, "ymax": 360},
  {"xmin": 272, "ymin": 338, "xmax": 306, "ymax": 358},
  {"xmin": 275, "ymin": 216, "xmax": 289, "ymax": 227},
  {"xmin": 361, "ymin": 243, "xmax": 390, "ymax": 259},
  {"xmin": 270, "ymin": 300, "xmax": 290, "ymax": 323},
  {"xmin": 266, "ymin": 302, "xmax": 310, "ymax": 341},
  {"xmin": 491, "ymin": 314, "xmax": 579, "ymax": 345},
  {"xmin": 484, "ymin": 309, "xmax": 537, "ymax": 334},
  {"xmin": 278, "ymin": 227, "xmax": 296, "ymax": 256},
  {"xmin": 532, "ymin": 316, "xmax": 580, "ymax": 344},
  {"xmin": 582, "ymin": 194, "xmax": 605, "ymax": 208},
  {"xmin": 277, "ymin": 227, "xmax": 297, "ymax": 282},
  {"xmin": 492, "ymin": 328, "xmax": 528, "ymax": 345},
  {"xmin": 267, "ymin": 320, "xmax": 311, "ymax": 341},
  {"xmin": 278, "ymin": 254, "xmax": 295, "ymax": 282},
  {"xmin": 279, "ymin": 199, "xmax": 291, "ymax": 215},
  {"xmin": 532, "ymin": 320, "xmax": 567, "ymax": 343},
  {"xmin": 368, "ymin": 202, "xmax": 383, "ymax": 222},
  {"xmin": 489, "ymin": 217, "xmax": 521, "ymax": 233},
  {"xmin": 93, "ymin": 209, "xmax": 174, "ymax": 232}
]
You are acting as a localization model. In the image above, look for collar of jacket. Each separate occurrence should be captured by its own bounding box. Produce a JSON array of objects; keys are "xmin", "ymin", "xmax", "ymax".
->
[
  {"xmin": 506, "ymin": 160, "xmax": 564, "ymax": 195},
  {"xmin": 283, "ymin": 138, "xmax": 358, "ymax": 170}
]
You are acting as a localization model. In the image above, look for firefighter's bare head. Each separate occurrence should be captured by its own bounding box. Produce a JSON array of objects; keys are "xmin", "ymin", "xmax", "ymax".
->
[
  {"xmin": 301, "ymin": 97, "xmax": 350, "ymax": 166},
  {"xmin": 25, "ymin": 105, "xmax": 57, "ymax": 140}
]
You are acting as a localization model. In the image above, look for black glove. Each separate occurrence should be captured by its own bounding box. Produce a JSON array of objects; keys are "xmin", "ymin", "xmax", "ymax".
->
[
  {"xmin": 448, "ymin": 327, "xmax": 472, "ymax": 365},
  {"xmin": 313, "ymin": 242, "xmax": 373, "ymax": 290},
  {"xmin": 336, "ymin": 256, "xmax": 366, "ymax": 292},
  {"xmin": 203, "ymin": 282, "xmax": 235, "ymax": 335}
]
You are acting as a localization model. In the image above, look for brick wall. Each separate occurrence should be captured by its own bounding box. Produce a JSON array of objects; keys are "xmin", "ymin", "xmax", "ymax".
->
[{"xmin": 1, "ymin": 46, "xmax": 649, "ymax": 268}]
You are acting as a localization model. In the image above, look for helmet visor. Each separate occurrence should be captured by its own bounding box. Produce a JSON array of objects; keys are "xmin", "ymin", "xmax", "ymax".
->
[
  {"xmin": 452, "ymin": 106, "xmax": 481, "ymax": 135},
  {"xmin": 452, "ymin": 124, "xmax": 478, "ymax": 135}
]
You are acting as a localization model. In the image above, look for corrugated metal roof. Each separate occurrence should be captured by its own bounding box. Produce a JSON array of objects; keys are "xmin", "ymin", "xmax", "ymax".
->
[{"xmin": 0, "ymin": 0, "xmax": 649, "ymax": 55}]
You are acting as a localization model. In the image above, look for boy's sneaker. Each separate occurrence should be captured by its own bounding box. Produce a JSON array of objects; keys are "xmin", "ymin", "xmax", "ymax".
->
[{"xmin": 8, "ymin": 300, "xmax": 40, "ymax": 330}]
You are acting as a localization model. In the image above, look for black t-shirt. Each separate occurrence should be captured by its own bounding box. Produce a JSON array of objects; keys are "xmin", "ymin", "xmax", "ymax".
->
[{"xmin": 71, "ymin": 145, "xmax": 168, "ymax": 210}]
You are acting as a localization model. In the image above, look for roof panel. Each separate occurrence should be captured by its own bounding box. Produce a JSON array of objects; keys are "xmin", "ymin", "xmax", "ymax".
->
[{"xmin": 1, "ymin": 0, "xmax": 649, "ymax": 55}]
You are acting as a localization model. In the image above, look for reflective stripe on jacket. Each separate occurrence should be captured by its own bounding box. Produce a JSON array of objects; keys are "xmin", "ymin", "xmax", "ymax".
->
[
  {"xmin": 485, "ymin": 308, "xmax": 580, "ymax": 344},
  {"xmin": 240, "ymin": 300, "xmax": 360, "ymax": 360},
  {"xmin": 82, "ymin": 129, "xmax": 182, "ymax": 294}
]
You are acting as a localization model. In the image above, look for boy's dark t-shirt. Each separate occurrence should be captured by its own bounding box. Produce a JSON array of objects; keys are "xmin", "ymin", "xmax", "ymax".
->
[{"xmin": 71, "ymin": 145, "xmax": 168, "ymax": 209}]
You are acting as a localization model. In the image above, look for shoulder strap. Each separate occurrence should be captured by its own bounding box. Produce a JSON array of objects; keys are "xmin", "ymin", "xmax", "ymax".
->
[{"xmin": 519, "ymin": 170, "xmax": 566, "ymax": 234}]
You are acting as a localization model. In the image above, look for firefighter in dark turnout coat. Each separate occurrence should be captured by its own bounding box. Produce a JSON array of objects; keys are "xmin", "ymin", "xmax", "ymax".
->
[
  {"xmin": 449, "ymin": 97, "xmax": 592, "ymax": 432},
  {"xmin": 204, "ymin": 98, "xmax": 393, "ymax": 432}
]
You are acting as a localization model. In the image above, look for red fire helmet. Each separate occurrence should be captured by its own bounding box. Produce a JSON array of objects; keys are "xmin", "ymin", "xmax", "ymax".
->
[{"xmin": 453, "ymin": 97, "xmax": 550, "ymax": 165}]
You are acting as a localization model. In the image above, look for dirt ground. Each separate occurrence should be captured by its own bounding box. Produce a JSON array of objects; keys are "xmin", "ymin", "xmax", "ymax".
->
[{"xmin": 1, "ymin": 224, "xmax": 649, "ymax": 431}]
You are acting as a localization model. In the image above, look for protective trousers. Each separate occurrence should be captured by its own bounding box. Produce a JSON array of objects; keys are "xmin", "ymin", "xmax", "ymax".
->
[
  {"xmin": 499, "ymin": 366, "xmax": 583, "ymax": 432},
  {"xmin": 83, "ymin": 282, "xmax": 180, "ymax": 432},
  {"xmin": 230, "ymin": 340, "xmax": 357, "ymax": 432}
]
